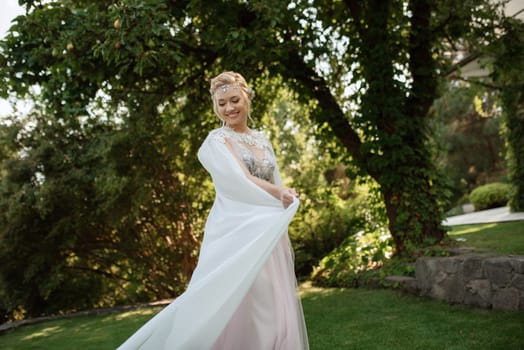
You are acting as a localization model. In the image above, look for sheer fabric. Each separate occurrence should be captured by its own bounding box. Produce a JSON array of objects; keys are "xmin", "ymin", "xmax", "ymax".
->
[{"xmin": 117, "ymin": 127, "xmax": 308, "ymax": 349}]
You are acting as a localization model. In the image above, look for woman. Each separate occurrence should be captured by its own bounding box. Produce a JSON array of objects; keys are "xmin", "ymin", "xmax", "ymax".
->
[{"xmin": 118, "ymin": 71, "xmax": 308, "ymax": 349}]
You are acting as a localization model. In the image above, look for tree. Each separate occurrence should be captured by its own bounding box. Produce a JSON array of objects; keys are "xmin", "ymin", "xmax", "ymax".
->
[
  {"xmin": 446, "ymin": 12, "xmax": 524, "ymax": 211},
  {"xmin": 1, "ymin": 0, "xmax": 511, "ymax": 257},
  {"xmin": 491, "ymin": 18, "xmax": 524, "ymax": 211},
  {"xmin": 0, "ymin": 0, "xmax": 514, "ymax": 318},
  {"xmin": 432, "ymin": 83, "xmax": 505, "ymax": 205},
  {"xmin": 0, "ymin": 0, "xmax": 214, "ymax": 319}
]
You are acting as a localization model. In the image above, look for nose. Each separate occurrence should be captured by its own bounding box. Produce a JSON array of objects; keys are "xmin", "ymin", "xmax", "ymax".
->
[{"xmin": 225, "ymin": 103, "xmax": 235, "ymax": 113}]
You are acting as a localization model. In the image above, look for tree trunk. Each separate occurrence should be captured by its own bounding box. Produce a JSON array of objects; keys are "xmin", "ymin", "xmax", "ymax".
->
[
  {"xmin": 279, "ymin": 0, "xmax": 449, "ymax": 256},
  {"xmin": 381, "ymin": 167, "xmax": 446, "ymax": 256}
]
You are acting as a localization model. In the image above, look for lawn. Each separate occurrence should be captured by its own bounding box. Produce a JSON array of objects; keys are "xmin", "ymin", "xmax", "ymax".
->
[
  {"xmin": 448, "ymin": 221, "xmax": 524, "ymax": 255},
  {"xmin": 1, "ymin": 286, "xmax": 523, "ymax": 350},
  {"xmin": 2, "ymin": 221, "xmax": 523, "ymax": 350},
  {"xmin": 302, "ymin": 286, "xmax": 524, "ymax": 350}
]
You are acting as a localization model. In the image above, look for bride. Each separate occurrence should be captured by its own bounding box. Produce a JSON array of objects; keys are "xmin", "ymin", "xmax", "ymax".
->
[{"xmin": 117, "ymin": 71, "xmax": 309, "ymax": 349}]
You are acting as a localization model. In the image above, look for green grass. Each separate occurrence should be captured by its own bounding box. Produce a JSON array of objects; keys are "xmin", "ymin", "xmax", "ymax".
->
[
  {"xmin": 448, "ymin": 221, "xmax": 524, "ymax": 255},
  {"xmin": 1, "ymin": 287, "xmax": 524, "ymax": 350},
  {"xmin": 302, "ymin": 287, "xmax": 524, "ymax": 350},
  {"xmin": 0, "ymin": 308, "xmax": 162, "ymax": 350},
  {"xmin": 2, "ymin": 221, "xmax": 523, "ymax": 349}
]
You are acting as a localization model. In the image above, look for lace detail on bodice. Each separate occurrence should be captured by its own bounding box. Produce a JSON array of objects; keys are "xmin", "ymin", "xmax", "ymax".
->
[{"xmin": 212, "ymin": 126, "xmax": 276, "ymax": 183}]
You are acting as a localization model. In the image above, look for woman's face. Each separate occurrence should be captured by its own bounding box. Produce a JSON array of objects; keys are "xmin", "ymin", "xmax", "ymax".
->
[{"xmin": 215, "ymin": 88, "xmax": 248, "ymax": 130}]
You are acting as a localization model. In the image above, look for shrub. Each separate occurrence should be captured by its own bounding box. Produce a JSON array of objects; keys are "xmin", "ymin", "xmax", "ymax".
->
[
  {"xmin": 290, "ymin": 187, "xmax": 368, "ymax": 279},
  {"xmin": 310, "ymin": 227, "xmax": 393, "ymax": 287},
  {"xmin": 469, "ymin": 182, "xmax": 513, "ymax": 211},
  {"xmin": 446, "ymin": 206, "xmax": 464, "ymax": 217}
]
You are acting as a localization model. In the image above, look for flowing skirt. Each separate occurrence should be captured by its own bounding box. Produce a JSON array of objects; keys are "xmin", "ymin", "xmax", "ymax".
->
[
  {"xmin": 117, "ymin": 209, "xmax": 309, "ymax": 349},
  {"xmin": 211, "ymin": 235, "xmax": 309, "ymax": 350}
]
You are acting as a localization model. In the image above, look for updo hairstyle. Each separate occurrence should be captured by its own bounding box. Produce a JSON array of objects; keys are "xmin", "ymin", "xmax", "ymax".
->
[{"xmin": 209, "ymin": 71, "xmax": 253, "ymax": 121}]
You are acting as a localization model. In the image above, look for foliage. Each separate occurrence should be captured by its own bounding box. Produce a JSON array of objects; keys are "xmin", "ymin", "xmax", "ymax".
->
[
  {"xmin": 290, "ymin": 185, "xmax": 377, "ymax": 279},
  {"xmin": 0, "ymin": 92, "xmax": 210, "ymax": 321},
  {"xmin": 446, "ymin": 205, "xmax": 465, "ymax": 217},
  {"xmin": 253, "ymin": 77, "xmax": 387, "ymax": 278},
  {"xmin": 469, "ymin": 182, "xmax": 513, "ymax": 210},
  {"xmin": 492, "ymin": 18, "xmax": 524, "ymax": 211},
  {"xmin": 311, "ymin": 227, "xmax": 393, "ymax": 288},
  {"xmin": 0, "ymin": 0, "xmax": 517, "ymax": 318},
  {"xmin": 454, "ymin": 11, "xmax": 524, "ymax": 211},
  {"xmin": 431, "ymin": 84, "xmax": 506, "ymax": 206}
]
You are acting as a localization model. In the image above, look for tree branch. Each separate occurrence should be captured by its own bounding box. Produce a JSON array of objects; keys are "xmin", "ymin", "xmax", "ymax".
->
[
  {"xmin": 344, "ymin": 0, "xmax": 365, "ymax": 38},
  {"xmin": 68, "ymin": 265, "xmax": 132, "ymax": 282},
  {"xmin": 406, "ymin": 0, "xmax": 436, "ymax": 117},
  {"xmin": 448, "ymin": 75, "xmax": 501, "ymax": 90},
  {"xmin": 280, "ymin": 51, "xmax": 368, "ymax": 170}
]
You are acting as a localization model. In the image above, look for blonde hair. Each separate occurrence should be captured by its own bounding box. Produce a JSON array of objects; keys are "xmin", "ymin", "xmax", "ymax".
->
[{"xmin": 209, "ymin": 71, "xmax": 253, "ymax": 122}]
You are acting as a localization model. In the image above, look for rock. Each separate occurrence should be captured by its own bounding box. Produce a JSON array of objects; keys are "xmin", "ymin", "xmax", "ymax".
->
[
  {"xmin": 464, "ymin": 279, "xmax": 492, "ymax": 308},
  {"xmin": 510, "ymin": 256, "xmax": 524, "ymax": 274},
  {"xmin": 484, "ymin": 257, "xmax": 513, "ymax": 287},
  {"xmin": 446, "ymin": 247, "xmax": 476, "ymax": 256},
  {"xmin": 440, "ymin": 256, "xmax": 462, "ymax": 274},
  {"xmin": 436, "ymin": 273, "xmax": 464, "ymax": 303},
  {"xmin": 462, "ymin": 255, "xmax": 484, "ymax": 281},
  {"xmin": 492, "ymin": 288, "xmax": 520, "ymax": 311},
  {"xmin": 415, "ymin": 258, "xmax": 435, "ymax": 293},
  {"xmin": 414, "ymin": 254, "xmax": 524, "ymax": 310},
  {"xmin": 511, "ymin": 273, "xmax": 524, "ymax": 291},
  {"xmin": 384, "ymin": 275, "xmax": 418, "ymax": 294}
]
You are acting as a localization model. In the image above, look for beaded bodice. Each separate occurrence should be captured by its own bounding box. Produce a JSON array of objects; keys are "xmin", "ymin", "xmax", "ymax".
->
[{"xmin": 213, "ymin": 126, "xmax": 276, "ymax": 183}]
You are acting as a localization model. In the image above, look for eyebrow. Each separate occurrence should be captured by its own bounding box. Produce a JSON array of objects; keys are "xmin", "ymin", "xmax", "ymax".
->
[{"xmin": 217, "ymin": 95, "xmax": 241, "ymax": 103}]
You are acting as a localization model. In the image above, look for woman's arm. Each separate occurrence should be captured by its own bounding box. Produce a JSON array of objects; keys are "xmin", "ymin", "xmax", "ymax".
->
[{"xmin": 224, "ymin": 140, "xmax": 297, "ymax": 208}]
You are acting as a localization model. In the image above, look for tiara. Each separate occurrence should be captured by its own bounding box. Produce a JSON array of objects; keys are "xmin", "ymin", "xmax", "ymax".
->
[
  {"xmin": 212, "ymin": 84, "xmax": 255, "ymax": 99},
  {"xmin": 213, "ymin": 84, "xmax": 242, "ymax": 95}
]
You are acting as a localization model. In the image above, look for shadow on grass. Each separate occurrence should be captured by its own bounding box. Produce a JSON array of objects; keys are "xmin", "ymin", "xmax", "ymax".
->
[
  {"xmin": 0, "ymin": 308, "xmax": 162, "ymax": 350},
  {"xmin": 2, "ymin": 287, "xmax": 524, "ymax": 350}
]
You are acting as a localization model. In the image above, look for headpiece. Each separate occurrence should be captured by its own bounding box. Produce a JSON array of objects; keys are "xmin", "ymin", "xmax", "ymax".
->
[{"xmin": 213, "ymin": 84, "xmax": 242, "ymax": 96}]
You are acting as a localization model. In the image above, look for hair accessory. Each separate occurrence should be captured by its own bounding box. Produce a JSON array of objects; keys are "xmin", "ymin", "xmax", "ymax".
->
[{"xmin": 214, "ymin": 84, "xmax": 241, "ymax": 95}]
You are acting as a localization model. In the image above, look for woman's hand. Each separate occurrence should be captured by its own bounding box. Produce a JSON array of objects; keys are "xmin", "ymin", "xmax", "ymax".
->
[{"xmin": 279, "ymin": 188, "xmax": 298, "ymax": 209}]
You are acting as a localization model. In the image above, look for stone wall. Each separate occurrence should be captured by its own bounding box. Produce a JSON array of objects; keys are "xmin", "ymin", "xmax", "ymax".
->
[{"xmin": 415, "ymin": 254, "xmax": 524, "ymax": 311}]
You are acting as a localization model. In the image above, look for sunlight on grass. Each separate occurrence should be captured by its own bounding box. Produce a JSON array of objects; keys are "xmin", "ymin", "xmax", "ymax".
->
[
  {"xmin": 1, "ymin": 289, "xmax": 524, "ymax": 349},
  {"xmin": 2, "ymin": 222, "xmax": 524, "ymax": 349},
  {"xmin": 448, "ymin": 221, "xmax": 524, "ymax": 255},
  {"xmin": 114, "ymin": 308, "xmax": 159, "ymax": 321},
  {"xmin": 299, "ymin": 281, "xmax": 343, "ymax": 299},
  {"xmin": 0, "ymin": 307, "xmax": 164, "ymax": 350},
  {"xmin": 21, "ymin": 326, "xmax": 63, "ymax": 340},
  {"xmin": 449, "ymin": 223, "xmax": 497, "ymax": 236}
]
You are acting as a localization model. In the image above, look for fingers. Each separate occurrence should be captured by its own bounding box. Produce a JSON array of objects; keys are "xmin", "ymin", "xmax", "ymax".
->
[{"xmin": 280, "ymin": 188, "xmax": 298, "ymax": 208}]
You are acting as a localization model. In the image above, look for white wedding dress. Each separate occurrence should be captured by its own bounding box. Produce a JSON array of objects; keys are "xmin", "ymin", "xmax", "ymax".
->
[{"xmin": 117, "ymin": 126, "xmax": 309, "ymax": 350}]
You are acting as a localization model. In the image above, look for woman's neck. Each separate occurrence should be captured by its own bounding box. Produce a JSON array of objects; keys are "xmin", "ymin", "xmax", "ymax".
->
[{"xmin": 225, "ymin": 124, "xmax": 250, "ymax": 134}]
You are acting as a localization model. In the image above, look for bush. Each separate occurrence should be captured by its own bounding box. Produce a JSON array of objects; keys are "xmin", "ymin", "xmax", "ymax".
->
[
  {"xmin": 446, "ymin": 206, "xmax": 464, "ymax": 217},
  {"xmin": 310, "ymin": 227, "xmax": 393, "ymax": 287},
  {"xmin": 469, "ymin": 182, "xmax": 513, "ymax": 211},
  {"xmin": 290, "ymin": 187, "xmax": 368, "ymax": 279}
]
